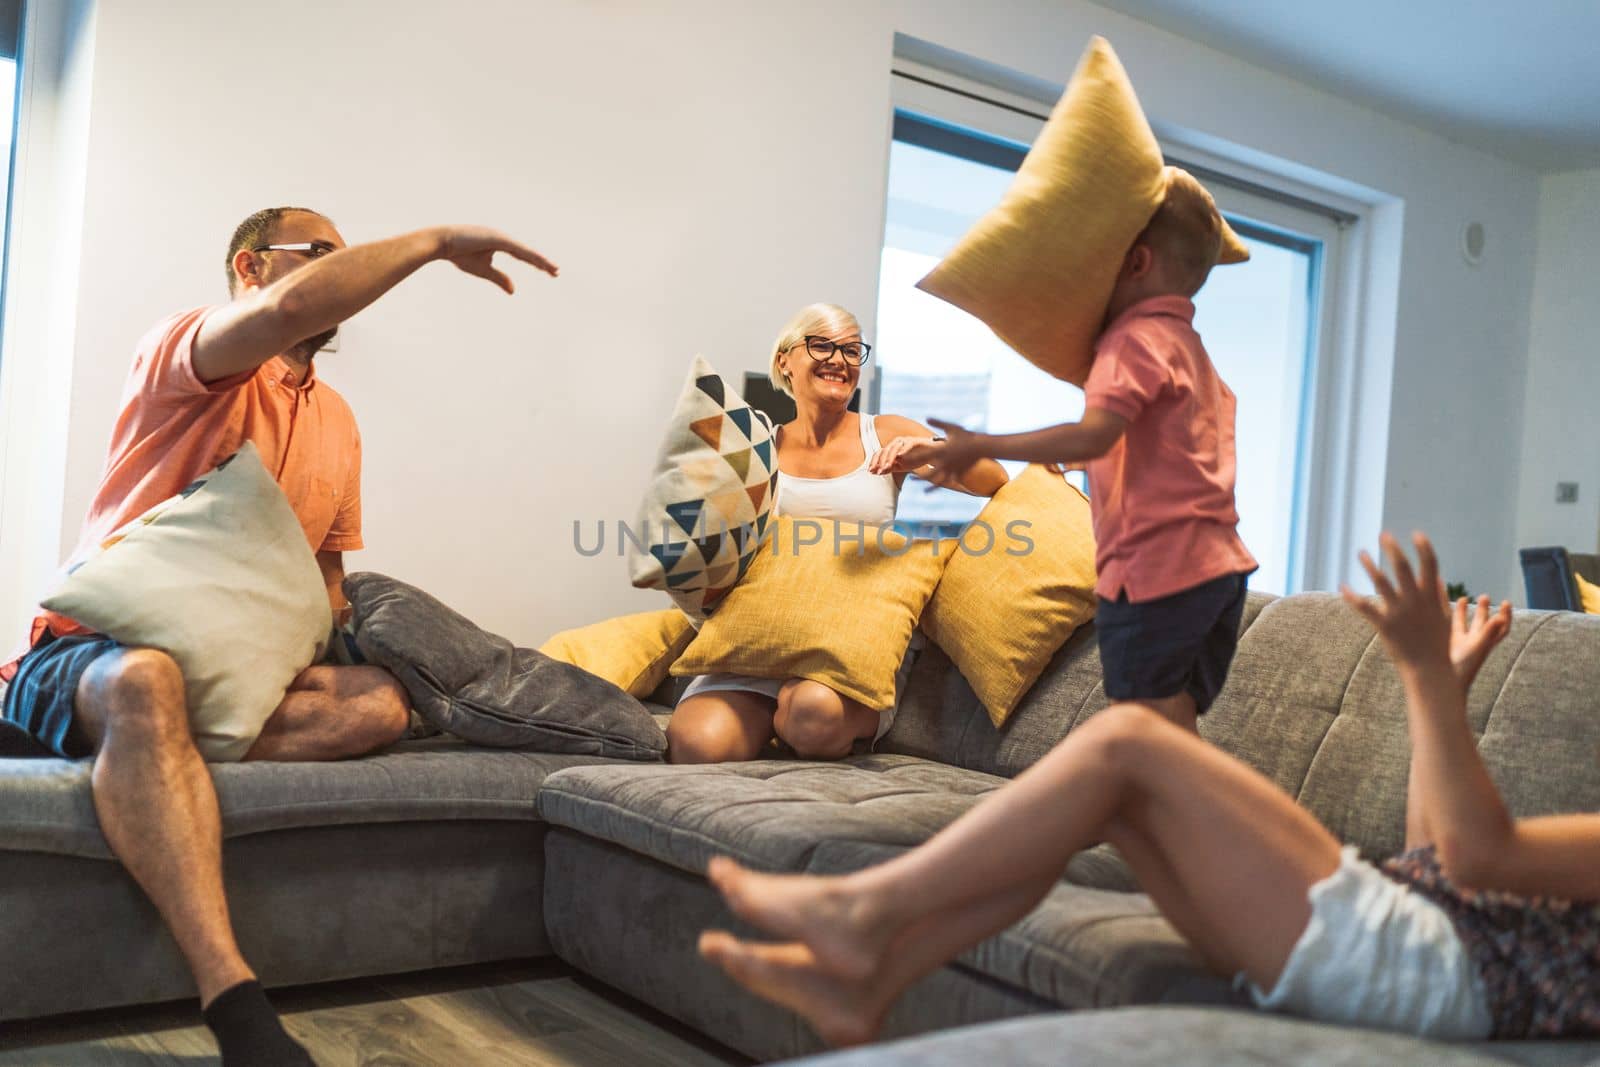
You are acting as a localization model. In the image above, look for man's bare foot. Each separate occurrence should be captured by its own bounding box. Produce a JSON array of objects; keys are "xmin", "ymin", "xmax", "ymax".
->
[
  {"xmin": 706, "ymin": 857, "xmax": 890, "ymax": 981},
  {"xmin": 698, "ymin": 931, "xmax": 885, "ymax": 1048}
]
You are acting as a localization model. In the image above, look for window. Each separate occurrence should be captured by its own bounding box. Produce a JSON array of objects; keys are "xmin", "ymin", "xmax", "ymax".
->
[{"xmin": 876, "ymin": 69, "xmax": 1351, "ymax": 595}]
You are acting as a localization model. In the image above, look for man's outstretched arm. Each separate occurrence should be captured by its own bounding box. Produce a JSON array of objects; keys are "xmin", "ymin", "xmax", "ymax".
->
[{"xmin": 192, "ymin": 225, "xmax": 557, "ymax": 383}]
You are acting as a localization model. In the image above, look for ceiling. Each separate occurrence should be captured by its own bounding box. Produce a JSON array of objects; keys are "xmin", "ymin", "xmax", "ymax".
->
[{"xmin": 1091, "ymin": 0, "xmax": 1600, "ymax": 172}]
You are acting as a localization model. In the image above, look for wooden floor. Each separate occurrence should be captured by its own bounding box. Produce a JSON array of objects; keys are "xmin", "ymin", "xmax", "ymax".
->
[{"xmin": 0, "ymin": 960, "xmax": 752, "ymax": 1066}]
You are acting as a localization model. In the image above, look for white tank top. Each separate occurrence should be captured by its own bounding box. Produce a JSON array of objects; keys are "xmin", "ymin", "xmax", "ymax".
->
[{"xmin": 773, "ymin": 414, "xmax": 900, "ymax": 526}]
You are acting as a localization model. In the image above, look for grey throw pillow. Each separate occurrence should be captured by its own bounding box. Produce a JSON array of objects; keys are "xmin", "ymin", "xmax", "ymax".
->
[{"xmin": 343, "ymin": 573, "xmax": 666, "ymax": 761}]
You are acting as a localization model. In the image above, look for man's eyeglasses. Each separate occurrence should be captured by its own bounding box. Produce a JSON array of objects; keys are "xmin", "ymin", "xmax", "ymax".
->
[
  {"xmin": 803, "ymin": 335, "xmax": 872, "ymax": 366},
  {"xmin": 252, "ymin": 241, "xmax": 338, "ymax": 259}
]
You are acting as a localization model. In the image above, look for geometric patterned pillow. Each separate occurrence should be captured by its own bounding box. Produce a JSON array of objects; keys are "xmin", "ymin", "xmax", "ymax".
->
[{"xmin": 629, "ymin": 356, "xmax": 779, "ymax": 622}]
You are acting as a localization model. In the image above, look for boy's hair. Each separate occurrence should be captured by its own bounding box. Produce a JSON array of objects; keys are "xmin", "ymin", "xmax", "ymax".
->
[{"xmin": 1135, "ymin": 169, "xmax": 1223, "ymax": 297}]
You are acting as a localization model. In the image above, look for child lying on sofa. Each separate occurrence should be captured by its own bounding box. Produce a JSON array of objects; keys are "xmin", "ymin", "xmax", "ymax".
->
[
  {"xmin": 699, "ymin": 532, "xmax": 1600, "ymax": 1044},
  {"xmin": 886, "ymin": 169, "xmax": 1256, "ymax": 733}
]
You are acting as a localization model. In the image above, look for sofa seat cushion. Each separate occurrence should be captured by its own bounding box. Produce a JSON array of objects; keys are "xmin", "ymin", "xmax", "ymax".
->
[
  {"xmin": 537, "ymin": 755, "xmax": 1011, "ymax": 876},
  {"xmin": 780, "ymin": 1007, "xmax": 1574, "ymax": 1067},
  {"xmin": 0, "ymin": 737, "xmax": 619, "ymax": 860},
  {"xmin": 539, "ymin": 756, "xmax": 1216, "ymax": 1010}
]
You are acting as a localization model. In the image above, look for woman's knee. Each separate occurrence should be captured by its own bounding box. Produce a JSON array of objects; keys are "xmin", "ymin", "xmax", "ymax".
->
[
  {"xmin": 665, "ymin": 701, "xmax": 760, "ymax": 764},
  {"xmin": 773, "ymin": 681, "xmax": 853, "ymax": 759}
]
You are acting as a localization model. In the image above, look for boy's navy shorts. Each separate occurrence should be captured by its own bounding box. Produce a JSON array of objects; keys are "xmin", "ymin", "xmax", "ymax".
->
[{"xmin": 1095, "ymin": 572, "xmax": 1251, "ymax": 714}]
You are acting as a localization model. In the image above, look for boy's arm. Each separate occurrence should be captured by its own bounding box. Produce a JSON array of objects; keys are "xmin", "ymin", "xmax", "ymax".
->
[{"xmin": 904, "ymin": 409, "xmax": 1127, "ymax": 483}]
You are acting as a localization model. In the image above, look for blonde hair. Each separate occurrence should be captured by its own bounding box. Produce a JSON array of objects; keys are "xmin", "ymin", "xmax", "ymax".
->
[
  {"xmin": 1137, "ymin": 169, "xmax": 1224, "ymax": 297},
  {"xmin": 769, "ymin": 303, "xmax": 861, "ymax": 396}
]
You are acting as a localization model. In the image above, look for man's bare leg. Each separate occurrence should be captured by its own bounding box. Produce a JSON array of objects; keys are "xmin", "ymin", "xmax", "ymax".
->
[
  {"xmin": 74, "ymin": 648, "xmax": 255, "ymax": 1005},
  {"xmin": 243, "ymin": 664, "xmax": 410, "ymax": 761},
  {"xmin": 701, "ymin": 704, "xmax": 1342, "ymax": 1042}
]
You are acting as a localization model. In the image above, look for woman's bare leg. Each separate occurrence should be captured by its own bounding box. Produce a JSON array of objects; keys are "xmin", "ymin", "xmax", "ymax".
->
[
  {"xmin": 703, "ymin": 703, "xmax": 1341, "ymax": 1031},
  {"xmin": 668, "ymin": 691, "xmax": 777, "ymax": 763},
  {"xmin": 773, "ymin": 679, "xmax": 880, "ymax": 760}
]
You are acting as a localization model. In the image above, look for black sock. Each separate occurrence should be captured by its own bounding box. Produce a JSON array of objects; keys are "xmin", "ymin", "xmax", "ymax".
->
[{"xmin": 202, "ymin": 980, "xmax": 315, "ymax": 1067}]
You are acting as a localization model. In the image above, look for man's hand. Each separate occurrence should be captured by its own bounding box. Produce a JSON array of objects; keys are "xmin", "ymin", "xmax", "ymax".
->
[
  {"xmin": 434, "ymin": 226, "xmax": 559, "ymax": 292},
  {"xmin": 1341, "ymin": 532, "xmax": 1511, "ymax": 693}
]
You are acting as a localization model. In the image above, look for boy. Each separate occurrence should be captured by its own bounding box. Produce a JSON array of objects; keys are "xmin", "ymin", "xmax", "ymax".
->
[{"xmin": 894, "ymin": 170, "xmax": 1256, "ymax": 730}]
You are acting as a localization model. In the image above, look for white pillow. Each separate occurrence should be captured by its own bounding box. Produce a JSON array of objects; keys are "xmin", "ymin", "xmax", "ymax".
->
[
  {"xmin": 629, "ymin": 356, "xmax": 779, "ymax": 622},
  {"xmin": 42, "ymin": 442, "xmax": 330, "ymax": 761}
]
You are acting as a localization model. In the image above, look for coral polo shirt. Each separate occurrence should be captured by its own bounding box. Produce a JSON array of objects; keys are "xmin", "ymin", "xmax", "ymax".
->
[
  {"xmin": 2, "ymin": 306, "xmax": 363, "ymax": 679},
  {"xmin": 1082, "ymin": 295, "xmax": 1256, "ymax": 603}
]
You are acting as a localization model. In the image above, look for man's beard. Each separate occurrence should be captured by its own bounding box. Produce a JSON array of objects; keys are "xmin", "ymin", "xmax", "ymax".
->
[{"xmin": 296, "ymin": 325, "xmax": 338, "ymax": 358}]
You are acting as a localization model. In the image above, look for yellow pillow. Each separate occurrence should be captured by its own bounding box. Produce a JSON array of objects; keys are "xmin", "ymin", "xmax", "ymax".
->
[
  {"xmin": 921, "ymin": 466, "xmax": 1097, "ymax": 726},
  {"xmin": 671, "ymin": 518, "xmax": 956, "ymax": 710},
  {"xmin": 539, "ymin": 609, "xmax": 694, "ymax": 699},
  {"xmin": 1576, "ymin": 572, "xmax": 1600, "ymax": 615},
  {"xmin": 916, "ymin": 36, "xmax": 1248, "ymax": 387}
]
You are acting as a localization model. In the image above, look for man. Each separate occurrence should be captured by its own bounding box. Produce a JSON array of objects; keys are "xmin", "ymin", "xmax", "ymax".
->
[{"xmin": 0, "ymin": 208, "xmax": 557, "ymax": 1066}]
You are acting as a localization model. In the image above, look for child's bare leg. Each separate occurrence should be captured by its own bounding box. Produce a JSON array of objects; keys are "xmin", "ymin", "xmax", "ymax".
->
[
  {"xmin": 701, "ymin": 877, "xmax": 1053, "ymax": 1047},
  {"xmin": 707, "ymin": 704, "xmax": 1340, "ymax": 994}
]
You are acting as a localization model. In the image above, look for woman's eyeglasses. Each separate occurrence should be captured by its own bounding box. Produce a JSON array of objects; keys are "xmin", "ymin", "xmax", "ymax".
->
[{"xmin": 802, "ymin": 335, "xmax": 872, "ymax": 366}]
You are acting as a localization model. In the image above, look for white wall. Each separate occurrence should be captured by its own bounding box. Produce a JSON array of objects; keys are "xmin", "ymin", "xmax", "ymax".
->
[
  {"xmin": 1510, "ymin": 168, "xmax": 1600, "ymax": 591},
  {"xmin": 22, "ymin": 0, "xmax": 1543, "ymax": 644},
  {"xmin": 0, "ymin": 0, "xmax": 95, "ymax": 642}
]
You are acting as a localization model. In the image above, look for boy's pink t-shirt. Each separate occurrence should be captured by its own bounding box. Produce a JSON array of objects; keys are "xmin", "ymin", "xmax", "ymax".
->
[
  {"xmin": 1082, "ymin": 295, "xmax": 1256, "ymax": 603},
  {"xmin": 2, "ymin": 307, "xmax": 363, "ymax": 678}
]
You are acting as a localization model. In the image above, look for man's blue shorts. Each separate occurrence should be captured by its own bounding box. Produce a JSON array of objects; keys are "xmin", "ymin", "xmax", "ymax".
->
[
  {"xmin": 2, "ymin": 633, "xmax": 123, "ymax": 758},
  {"xmin": 1095, "ymin": 571, "xmax": 1251, "ymax": 714}
]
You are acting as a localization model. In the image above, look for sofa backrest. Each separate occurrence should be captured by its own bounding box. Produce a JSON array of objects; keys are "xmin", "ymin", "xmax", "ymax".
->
[{"xmin": 883, "ymin": 592, "xmax": 1600, "ymax": 857}]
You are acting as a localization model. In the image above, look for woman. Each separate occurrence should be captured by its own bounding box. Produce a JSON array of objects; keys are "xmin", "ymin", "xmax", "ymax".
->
[
  {"xmin": 699, "ymin": 533, "xmax": 1600, "ymax": 1044},
  {"xmin": 666, "ymin": 303, "xmax": 1008, "ymax": 764}
]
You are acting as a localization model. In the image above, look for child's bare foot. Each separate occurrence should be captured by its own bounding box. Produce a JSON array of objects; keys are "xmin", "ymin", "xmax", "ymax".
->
[
  {"xmin": 706, "ymin": 856, "xmax": 890, "ymax": 981},
  {"xmin": 698, "ymin": 931, "xmax": 886, "ymax": 1048}
]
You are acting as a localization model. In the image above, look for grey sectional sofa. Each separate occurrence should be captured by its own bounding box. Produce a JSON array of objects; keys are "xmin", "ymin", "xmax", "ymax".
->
[{"xmin": 2, "ymin": 591, "xmax": 1598, "ymax": 1066}]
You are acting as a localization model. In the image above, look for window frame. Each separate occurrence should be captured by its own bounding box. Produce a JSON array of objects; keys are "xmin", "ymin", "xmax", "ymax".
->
[{"xmin": 879, "ymin": 57, "xmax": 1373, "ymax": 594}]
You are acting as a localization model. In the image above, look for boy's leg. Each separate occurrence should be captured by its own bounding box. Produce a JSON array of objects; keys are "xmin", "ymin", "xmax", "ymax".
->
[{"xmin": 704, "ymin": 704, "xmax": 1341, "ymax": 1025}]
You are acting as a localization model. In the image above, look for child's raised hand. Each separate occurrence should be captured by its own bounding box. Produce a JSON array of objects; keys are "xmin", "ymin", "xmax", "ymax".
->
[
  {"xmin": 1341, "ymin": 531, "xmax": 1453, "ymax": 674},
  {"xmin": 1449, "ymin": 592, "xmax": 1513, "ymax": 692}
]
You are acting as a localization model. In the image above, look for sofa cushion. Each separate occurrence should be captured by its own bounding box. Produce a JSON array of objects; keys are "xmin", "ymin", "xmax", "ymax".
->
[
  {"xmin": 1199, "ymin": 596, "xmax": 1600, "ymax": 858},
  {"xmin": 538, "ymin": 756, "xmax": 1214, "ymax": 1011},
  {"xmin": 345, "ymin": 572, "xmax": 667, "ymax": 760},
  {"xmin": 0, "ymin": 737, "xmax": 619, "ymax": 861},
  {"xmin": 779, "ymin": 1008, "xmax": 1573, "ymax": 1067},
  {"xmin": 537, "ymin": 755, "xmax": 1004, "ymax": 877},
  {"xmin": 883, "ymin": 593, "xmax": 1274, "ymax": 778}
]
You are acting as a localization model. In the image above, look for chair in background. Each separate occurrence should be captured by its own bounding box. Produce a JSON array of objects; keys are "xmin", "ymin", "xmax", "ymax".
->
[{"xmin": 1520, "ymin": 546, "xmax": 1600, "ymax": 610}]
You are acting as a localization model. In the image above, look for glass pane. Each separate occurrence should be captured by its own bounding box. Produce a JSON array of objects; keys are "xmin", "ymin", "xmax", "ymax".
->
[
  {"xmin": 1192, "ymin": 227, "xmax": 1315, "ymax": 595},
  {"xmin": 878, "ymin": 137, "xmax": 1084, "ymax": 525}
]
